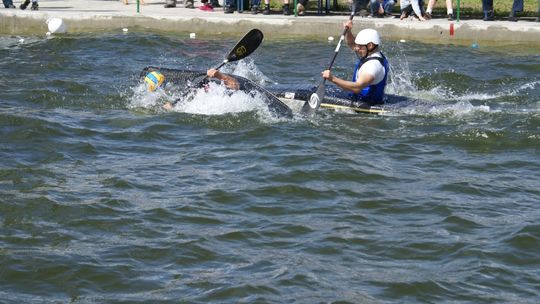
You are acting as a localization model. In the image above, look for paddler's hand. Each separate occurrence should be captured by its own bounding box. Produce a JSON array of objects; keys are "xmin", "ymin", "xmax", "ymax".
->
[
  {"xmin": 344, "ymin": 20, "xmax": 353, "ymax": 32},
  {"xmin": 207, "ymin": 68, "xmax": 220, "ymax": 79},
  {"xmin": 322, "ymin": 70, "xmax": 333, "ymax": 81},
  {"xmin": 163, "ymin": 102, "xmax": 173, "ymax": 110},
  {"xmin": 377, "ymin": 3, "xmax": 384, "ymax": 15}
]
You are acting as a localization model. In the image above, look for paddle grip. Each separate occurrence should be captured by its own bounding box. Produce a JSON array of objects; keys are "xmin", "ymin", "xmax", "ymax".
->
[{"xmin": 326, "ymin": 10, "xmax": 355, "ymax": 71}]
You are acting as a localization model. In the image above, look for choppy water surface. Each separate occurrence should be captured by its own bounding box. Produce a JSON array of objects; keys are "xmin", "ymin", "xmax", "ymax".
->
[{"xmin": 1, "ymin": 32, "xmax": 539, "ymax": 303}]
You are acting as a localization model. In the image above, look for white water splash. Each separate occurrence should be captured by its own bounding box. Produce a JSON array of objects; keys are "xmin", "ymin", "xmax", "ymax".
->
[
  {"xmin": 395, "ymin": 100, "xmax": 490, "ymax": 117},
  {"xmin": 174, "ymin": 82, "xmax": 260, "ymax": 115},
  {"xmin": 129, "ymin": 80, "xmax": 283, "ymax": 123},
  {"xmin": 127, "ymin": 58, "xmax": 289, "ymax": 121},
  {"xmin": 128, "ymin": 83, "xmax": 172, "ymax": 110},
  {"xmin": 386, "ymin": 65, "xmax": 493, "ymax": 117},
  {"xmin": 220, "ymin": 59, "xmax": 275, "ymax": 85},
  {"xmin": 456, "ymin": 80, "xmax": 540, "ymax": 103},
  {"xmin": 384, "ymin": 43, "xmax": 540, "ymax": 116}
]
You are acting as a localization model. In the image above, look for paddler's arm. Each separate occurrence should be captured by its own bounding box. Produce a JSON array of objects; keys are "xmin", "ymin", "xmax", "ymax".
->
[
  {"xmin": 207, "ymin": 69, "xmax": 240, "ymax": 90},
  {"xmin": 344, "ymin": 20, "xmax": 356, "ymax": 49},
  {"xmin": 163, "ymin": 101, "xmax": 174, "ymax": 110},
  {"xmin": 322, "ymin": 70, "xmax": 374, "ymax": 94},
  {"xmin": 162, "ymin": 69, "xmax": 240, "ymax": 110}
]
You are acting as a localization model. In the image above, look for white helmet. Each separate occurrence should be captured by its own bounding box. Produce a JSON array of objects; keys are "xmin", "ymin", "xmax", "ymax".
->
[{"xmin": 355, "ymin": 29, "xmax": 381, "ymax": 46}]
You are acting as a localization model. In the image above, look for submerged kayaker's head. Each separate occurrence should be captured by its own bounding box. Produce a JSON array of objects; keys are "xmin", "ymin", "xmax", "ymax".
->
[{"xmin": 354, "ymin": 29, "xmax": 381, "ymax": 60}]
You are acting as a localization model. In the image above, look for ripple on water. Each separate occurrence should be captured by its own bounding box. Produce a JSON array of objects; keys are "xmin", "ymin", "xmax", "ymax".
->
[{"xmin": 1, "ymin": 33, "xmax": 540, "ymax": 303}]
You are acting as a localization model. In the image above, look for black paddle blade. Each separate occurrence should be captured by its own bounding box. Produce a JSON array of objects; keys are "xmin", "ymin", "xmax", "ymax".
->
[
  {"xmin": 194, "ymin": 29, "xmax": 264, "ymax": 89},
  {"xmin": 225, "ymin": 29, "xmax": 264, "ymax": 63},
  {"xmin": 301, "ymin": 82, "xmax": 325, "ymax": 115}
]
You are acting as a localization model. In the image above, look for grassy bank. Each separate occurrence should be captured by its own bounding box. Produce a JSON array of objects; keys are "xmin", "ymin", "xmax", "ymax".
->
[{"xmin": 268, "ymin": 0, "xmax": 539, "ymax": 18}]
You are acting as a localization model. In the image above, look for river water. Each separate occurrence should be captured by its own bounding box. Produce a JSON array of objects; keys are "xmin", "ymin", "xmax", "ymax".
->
[{"xmin": 1, "ymin": 32, "xmax": 539, "ymax": 303}]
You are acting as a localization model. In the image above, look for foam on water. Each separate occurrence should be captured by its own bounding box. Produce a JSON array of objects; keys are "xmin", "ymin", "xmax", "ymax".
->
[
  {"xmin": 384, "ymin": 59, "xmax": 538, "ymax": 117},
  {"xmin": 128, "ymin": 78, "xmax": 283, "ymax": 123},
  {"xmin": 128, "ymin": 83, "xmax": 171, "ymax": 110},
  {"xmin": 398, "ymin": 100, "xmax": 491, "ymax": 116},
  {"xmin": 174, "ymin": 82, "xmax": 260, "ymax": 115},
  {"xmin": 385, "ymin": 67, "xmax": 493, "ymax": 117},
  {"xmin": 126, "ymin": 59, "xmax": 291, "ymax": 122},
  {"xmin": 451, "ymin": 80, "xmax": 540, "ymax": 103}
]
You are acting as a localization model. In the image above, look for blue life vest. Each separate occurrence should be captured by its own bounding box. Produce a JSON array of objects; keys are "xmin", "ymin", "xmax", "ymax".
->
[{"xmin": 350, "ymin": 52, "xmax": 389, "ymax": 104}]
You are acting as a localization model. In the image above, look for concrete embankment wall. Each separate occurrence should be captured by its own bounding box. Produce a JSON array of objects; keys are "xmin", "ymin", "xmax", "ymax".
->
[{"xmin": 1, "ymin": 0, "xmax": 539, "ymax": 47}]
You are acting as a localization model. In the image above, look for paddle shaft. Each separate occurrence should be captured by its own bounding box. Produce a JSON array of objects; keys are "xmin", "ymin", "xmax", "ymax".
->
[
  {"xmin": 316, "ymin": 17, "xmax": 351, "ymax": 88},
  {"xmin": 325, "ymin": 12, "xmax": 355, "ymax": 80},
  {"xmin": 214, "ymin": 60, "xmax": 228, "ymax": 71},
  {"xmin": 301, "ymin": 9, "xmax": 355, "ymax": 114}
]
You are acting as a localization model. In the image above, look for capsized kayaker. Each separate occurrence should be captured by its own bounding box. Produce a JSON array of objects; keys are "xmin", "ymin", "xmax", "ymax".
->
[{"xmin": 156, "ymin": 68, "xmax": 240, "ymax": 110}]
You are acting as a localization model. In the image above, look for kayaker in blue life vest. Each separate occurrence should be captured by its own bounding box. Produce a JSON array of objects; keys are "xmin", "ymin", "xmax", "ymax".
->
[{"xmin": 322, "ymin": 21, "xmax": 389, "ymax": 106}]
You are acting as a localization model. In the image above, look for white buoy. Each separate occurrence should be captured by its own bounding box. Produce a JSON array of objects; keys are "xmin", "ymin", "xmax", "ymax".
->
[
  {"xmin": 122, "ymin": 28, "xmax": 128, "ymax": 33},
  {"xmin": 399, "ymin": 39, "xmax": 406, "ymax": 43},
  {"xmin": 18, "ymin": 38, "xmax": 24, "ymax": 43},
  {"xmin": 190, "ymin": 33, "xmax": 196, "ymax": 39},
  {"xmin": 47, "ymin": 18, "xmax": 66, "ymax": 34},
  {"xmin": 327, "ymin": 36, "xmax": 334, "ymax": 41}
]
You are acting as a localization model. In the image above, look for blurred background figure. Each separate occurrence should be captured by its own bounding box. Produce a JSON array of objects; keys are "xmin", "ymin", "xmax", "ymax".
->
[
  {"xmin": 20, "ymin": 0, "xmax": 38, "ymax": 10},
  {"xmin": 3, "ymin": 0, "xmax": 16, "ymax": 8},
  {"xmin": 369, "ymin": 0, "xmax": 395, "ymax": 18},
  {"xmin": 424, "ymin": 0, "xmax": 454, "ymax": 20},
  {"xmin": 482, "ymin": 0, "xmax": 494, "ymax": 21}
]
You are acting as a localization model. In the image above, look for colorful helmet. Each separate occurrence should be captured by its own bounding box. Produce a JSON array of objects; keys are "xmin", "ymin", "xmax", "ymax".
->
[
  {"xmin": 144, "ymin": 71, "xmax": 165, "ymax": 92},
  {"xmin": 355, "ymin": 29, "xmax": 381, "ymax": 46}
]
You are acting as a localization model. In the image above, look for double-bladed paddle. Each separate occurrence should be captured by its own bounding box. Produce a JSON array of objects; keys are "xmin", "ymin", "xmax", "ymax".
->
[
  {"xmin": 167, "ymin": 29, "xmax": 264, "ymax": 107},
  {"xmin": 199, "ymin": 28, "xmax": 264, "ymax": 82},
  {"xmin": 301, "ymin": 5, "xmax": 356, "ymax": 116}
]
